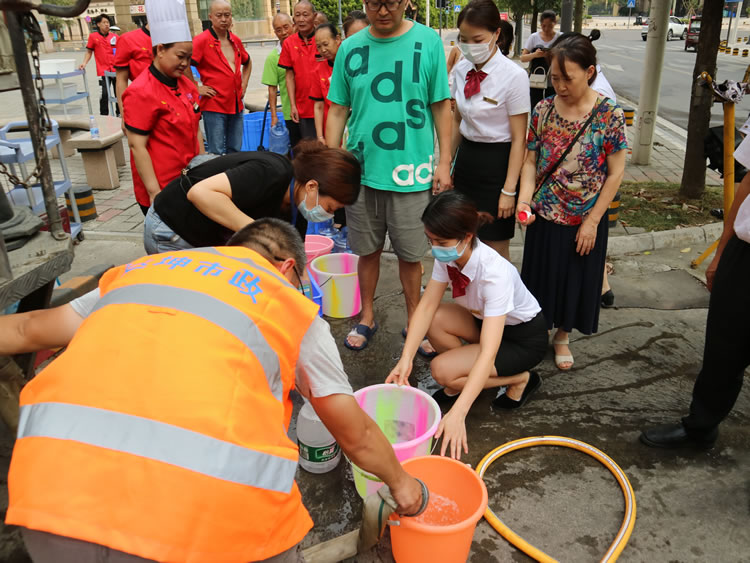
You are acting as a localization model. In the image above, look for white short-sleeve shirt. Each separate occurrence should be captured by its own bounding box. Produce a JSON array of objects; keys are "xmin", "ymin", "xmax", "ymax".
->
[
  {"xmin": 70, "ymin": 288, "xmax": 353, "ymax": 399},
  {"xmin": 524, "ymin": 31, "xmax": 561, "ymax": 53},
  {"xmin": 451, "ymin": 51, "xmax": 530, "ymax": 143},
  {"xmin": 731, "ymin": 136, "xmax": 750, "ymax": 243},
  {"xmin": 431, "ymin": 241, "xmax": 541, "ymax": 325}
]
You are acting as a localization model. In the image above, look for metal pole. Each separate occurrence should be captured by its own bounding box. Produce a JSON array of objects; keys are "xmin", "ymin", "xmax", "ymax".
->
[
  {"xmin": 728, "ymin": 3, "xmax": 740, "ymax": 46},
  {"xmin": 631, "ymin": 0, "xmax": 670, "ymax": 165},
  {"xmin": 5, "ymin": 12, "xmax": 65, "ymax": 239},
  {"xmin": 439, "ymin": 4, "xmax": 442, "ymax": 37},
  {"xmin": 726, "ymin": 9, "xmax": 734, "ymax": 44},
  {"xmin": 337, "ymin": 0, "xmax": 343, "ymax": 29},
  {"xmin": 628, "ymin": 7, "xmax": 631, "ymax": 29},
  {"xmin": 426, "ymin": 0, "xmax": 430, "ymax": 28},
  {"xmin": 722, "ymin": 102, "xmax": 736, "ymax": 221}
]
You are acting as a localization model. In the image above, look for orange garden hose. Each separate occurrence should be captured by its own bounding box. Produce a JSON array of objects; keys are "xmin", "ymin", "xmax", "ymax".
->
[{"xmin": 476, "ymin": 436, "xmax": 637, "ymax": 563}]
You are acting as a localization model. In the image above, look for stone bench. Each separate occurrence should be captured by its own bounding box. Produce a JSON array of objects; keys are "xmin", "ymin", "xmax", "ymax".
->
[{"xmin": 69, "ymin": 116, "xmax": 126, "ymax": 190}]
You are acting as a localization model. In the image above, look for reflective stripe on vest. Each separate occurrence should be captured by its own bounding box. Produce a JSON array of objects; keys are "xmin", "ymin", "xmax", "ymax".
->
[
  {"xmin": 18, "ymin": 402, "xmax": 298, "ymax": 494},
  {"xmin": 91, "ymin": 283, "xmax": 283, "ymax": 401}
]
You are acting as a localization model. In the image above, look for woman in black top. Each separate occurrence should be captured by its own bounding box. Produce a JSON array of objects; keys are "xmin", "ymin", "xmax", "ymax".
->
[{"xmin": 143, "ymin": 141, "xmax": 361, "ymax": 254}]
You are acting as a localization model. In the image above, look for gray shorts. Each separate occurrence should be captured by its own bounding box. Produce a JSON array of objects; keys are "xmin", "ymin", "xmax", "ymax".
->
[{"xmin": 345, "ymin": 186, "xmax": 430, "ymax": 262}]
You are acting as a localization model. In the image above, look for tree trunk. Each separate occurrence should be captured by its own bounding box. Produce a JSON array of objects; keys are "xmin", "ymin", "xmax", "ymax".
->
[
  {"xmin": 531, "ymin": 6, "xmax": 538, "ymax": 33},
  {"xmin": 514, "ymin": 11, "xmax": 524, "ymax": 56},
  {"xmin": 679, "ymin": 0, "xmax": 724, "ymax": 198},
  {"xmin": 574, "ymin": 0, "xmax": 584, "ymax": 32}
]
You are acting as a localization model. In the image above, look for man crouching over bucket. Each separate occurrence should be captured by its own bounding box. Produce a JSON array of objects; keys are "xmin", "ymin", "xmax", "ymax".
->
[{"xmin": 0, "ymin": 217, "xmax": 423, "ymax": 563}]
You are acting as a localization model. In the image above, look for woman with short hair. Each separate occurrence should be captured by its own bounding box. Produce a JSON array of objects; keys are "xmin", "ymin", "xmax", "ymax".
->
[{"xmin": 143, "ymin": 141, "xmax": 361, "ymax": 254}]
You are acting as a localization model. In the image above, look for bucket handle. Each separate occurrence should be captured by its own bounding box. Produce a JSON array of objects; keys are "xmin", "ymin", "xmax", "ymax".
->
[{"xmin": 386, "ymin": 478, "xmax": 430, "ymax": 526}]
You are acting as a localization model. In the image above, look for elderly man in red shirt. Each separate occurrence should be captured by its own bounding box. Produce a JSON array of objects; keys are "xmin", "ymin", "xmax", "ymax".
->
[
  {"xmin": 278, "ymin": 0, "xmax": 319, "ymax": 149},
  {"xmin": 78, "ymin": 14, "xmax": 119, "ymax": 116},
  {"xmin": 190, "ymin": 0, "xmax": 252, "ymax": 155}
]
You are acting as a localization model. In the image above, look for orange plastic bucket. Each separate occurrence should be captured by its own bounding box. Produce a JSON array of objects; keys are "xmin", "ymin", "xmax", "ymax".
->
[{"xmin": 389, "ymin": 455, "xmax": 488, "ymax": 562}]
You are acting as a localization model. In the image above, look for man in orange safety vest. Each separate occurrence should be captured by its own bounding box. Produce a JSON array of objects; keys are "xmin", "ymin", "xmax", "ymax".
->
[{"xmin": 0, "ymin": 218, "xmax": 423, "ymax": 563}]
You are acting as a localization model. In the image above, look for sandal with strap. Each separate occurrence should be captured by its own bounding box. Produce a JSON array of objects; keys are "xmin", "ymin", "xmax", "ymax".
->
[
  {"xmin": 401, "ymin": 328, "xmax": 438, "ymax": 359},
  {"xmin": 344, "ymin": 322, "xmax": 378, "ymax": 351},
  {"xmin": 552, "ymin": 334, "xmax": 574, "ymax": 371}
]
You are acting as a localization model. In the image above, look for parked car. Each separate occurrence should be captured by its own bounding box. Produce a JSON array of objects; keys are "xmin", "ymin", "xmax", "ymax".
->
[
  {"xmin": 642, "ymin": 16, "xmax": 687, "ymax": 41},
  {"xmin": 685, "ymin": 15, "xmax": 701, "ymax": 51}
]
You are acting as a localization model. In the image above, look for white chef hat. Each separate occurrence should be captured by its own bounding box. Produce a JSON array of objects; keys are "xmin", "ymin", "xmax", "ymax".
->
[{"xmin": 146, "ymin": 0, "xmax": 192, "ymax": 46}]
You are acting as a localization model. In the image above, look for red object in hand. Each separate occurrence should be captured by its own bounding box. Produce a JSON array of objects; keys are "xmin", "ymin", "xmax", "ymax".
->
[{"xmin": 517, "ymin": 210, "xmax": 530, "ymax": 223}]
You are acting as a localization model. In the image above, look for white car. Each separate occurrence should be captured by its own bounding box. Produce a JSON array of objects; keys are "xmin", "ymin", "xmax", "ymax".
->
[{"xmin": 641, "ymin": 16, "xmax": 687, "ymax": 41}]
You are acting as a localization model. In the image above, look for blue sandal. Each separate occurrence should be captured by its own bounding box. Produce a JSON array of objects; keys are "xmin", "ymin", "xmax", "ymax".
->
[{"xmin": 344, "ymin": 322, "xmax": 378, "ymax": 351}]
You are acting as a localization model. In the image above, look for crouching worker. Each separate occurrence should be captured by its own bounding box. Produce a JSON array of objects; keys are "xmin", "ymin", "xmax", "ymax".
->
[
  {"xmin": 386, "ymin": 192, "xmax": 548, "ymax": 460},
  {"xmin": 2, "ymin": 218, "xmax": 423, "ymax": 563}
]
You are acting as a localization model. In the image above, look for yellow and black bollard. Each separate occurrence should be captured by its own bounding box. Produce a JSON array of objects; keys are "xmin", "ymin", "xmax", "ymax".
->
[
  {"xmin": 623, "ymin": 108, "xmax": 635, "ymax": 126},
  {"xmin": 65, "ymin": 187, "xmax": 97, "ymax": 222},
  {"xmin": 743, "ymin": 49, "xmax": 748, "ymax": 58},
  {"xmin": 733, "ymin": 47, "xmax": 740, "ymax": 56},
  {"xmin": 608, "ymin": 193, "xmax": 621, "ymax": 228}
]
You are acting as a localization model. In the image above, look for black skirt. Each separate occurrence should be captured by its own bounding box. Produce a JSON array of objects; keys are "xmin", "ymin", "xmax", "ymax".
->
[
  {"xmin": 521, "ymin": 216, "xmax": 608, "ymax": 335},
  {"xmin": 453, "ymin": 138, "xmax": 516, "ymax": 241}
]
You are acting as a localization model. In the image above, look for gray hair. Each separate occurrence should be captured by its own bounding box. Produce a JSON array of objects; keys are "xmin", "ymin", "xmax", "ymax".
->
[{"xmin": 227, "ymin": 217, "xmax": 306, "ymax": 273}]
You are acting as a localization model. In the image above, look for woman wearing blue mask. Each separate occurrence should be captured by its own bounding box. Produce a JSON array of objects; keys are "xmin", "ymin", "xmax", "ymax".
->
[
  {"xmin": 450, "ymin": 0, "xmax": 530, "ymax": 261},
  {"xmin": 386, "ymin": 192, "xmax": 548, "ymax": 460},
  {"xmin": 143, "ymin": 140, "xmax": 360, "ymax": 254}
]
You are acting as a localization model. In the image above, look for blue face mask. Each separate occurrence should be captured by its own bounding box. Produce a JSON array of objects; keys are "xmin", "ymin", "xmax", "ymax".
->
[
  {"xmin": 298, "ymin": 188, "xmax": 334, "ymax": 223},
  {"xmin": 431, "ymin": 239, "xmax": 468, "ymax": 263}
]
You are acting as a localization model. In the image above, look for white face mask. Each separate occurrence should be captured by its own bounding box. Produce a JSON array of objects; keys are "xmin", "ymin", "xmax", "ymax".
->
[{"xmin": 458, "ymin": 36, "xmax": 496, "ymax": 65}]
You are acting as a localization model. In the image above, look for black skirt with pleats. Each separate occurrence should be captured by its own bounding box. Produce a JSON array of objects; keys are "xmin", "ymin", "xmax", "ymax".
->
[{"xmin": 520, "ymin": 215, "xmax": 608, "ymax": 335}]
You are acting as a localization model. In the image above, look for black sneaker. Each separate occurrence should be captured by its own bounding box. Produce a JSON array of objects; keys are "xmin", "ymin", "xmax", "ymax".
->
[
  {"xmin": 432, "ymin": 388, "xmax": 460, "ymax": 406},
  {"xmin": 601, "ymin": 289, "xmax": 615, "ymax": 308}
]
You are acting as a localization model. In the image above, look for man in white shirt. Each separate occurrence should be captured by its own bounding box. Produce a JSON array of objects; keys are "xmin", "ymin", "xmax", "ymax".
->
[{"xmin": 640, "ymin": 136, "xmax": 750, "ymax": 449}]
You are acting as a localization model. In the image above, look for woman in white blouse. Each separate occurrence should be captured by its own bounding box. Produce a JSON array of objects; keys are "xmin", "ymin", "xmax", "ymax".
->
[
  {"xmin": 521, "ymin": 10, "xmax": 561, "ymax": 110},
  {"xmin": 386, "ymin": 192, "xmax": 548, "ymax": 460},
  {"xmin": 450, "ymin": 0, "xmax": 530, "ymax": 260}
]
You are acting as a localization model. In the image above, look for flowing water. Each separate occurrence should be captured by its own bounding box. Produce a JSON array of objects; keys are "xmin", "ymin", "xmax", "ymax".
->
[{"xmin": 413, "ymin": 492, "xmax": 462, "ymax": 526}]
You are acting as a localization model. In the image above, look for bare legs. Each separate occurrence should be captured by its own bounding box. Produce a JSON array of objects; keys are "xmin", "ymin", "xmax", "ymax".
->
[
  {"xmin": 345, "ymin": 250, "xmax": 381, "ymax": 348},
  {"xmin": 427, "ymin": 303, "xmax": 531, "ymax": 400}
]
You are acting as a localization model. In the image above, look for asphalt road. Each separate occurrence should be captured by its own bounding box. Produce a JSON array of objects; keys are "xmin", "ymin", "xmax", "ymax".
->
[{"xmin": 594, "ymin": 28, "xmax": 750, "ymax": 130}]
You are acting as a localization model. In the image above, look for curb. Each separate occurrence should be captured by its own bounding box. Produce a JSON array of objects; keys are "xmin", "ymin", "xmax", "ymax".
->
[
  {"xmin": 607, "ymin": 222, "xmax": 723, "ymax": 255},
  {"xmin": 82, "ymin": 230, "xmax": 143, "ymax": 243}
]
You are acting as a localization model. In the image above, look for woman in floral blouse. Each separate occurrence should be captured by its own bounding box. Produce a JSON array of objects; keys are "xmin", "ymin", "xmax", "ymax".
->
[{"xmin": 516, "ymin": 33, "xmax": 627, "ymax": 370}]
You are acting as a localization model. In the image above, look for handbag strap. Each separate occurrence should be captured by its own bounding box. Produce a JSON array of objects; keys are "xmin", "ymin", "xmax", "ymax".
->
[{"xmin": 535, "ymin": 97, "xmax": 609, "ymax": 193}]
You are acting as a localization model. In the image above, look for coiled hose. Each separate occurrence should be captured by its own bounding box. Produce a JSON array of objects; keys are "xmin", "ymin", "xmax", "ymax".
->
[{"xmin": 476, "ymin": 436, "xmax": 637, "ymax": 563}]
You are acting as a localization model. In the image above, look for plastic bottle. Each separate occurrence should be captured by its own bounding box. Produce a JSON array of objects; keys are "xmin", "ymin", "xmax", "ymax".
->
[
  {"xmin": 333, "ymin": 226, "xmax": 351, "ymax": 253},
  {"xmin": 89, "ymin": 115, "xmax": 99, "ymax": 140},
  {"xmin": 269, "ymin": 122, "xmax": 290, "ymax": 155},
  {"xmin": 297, "ymin": 399, "xmax": 341, "ymax": 473}
]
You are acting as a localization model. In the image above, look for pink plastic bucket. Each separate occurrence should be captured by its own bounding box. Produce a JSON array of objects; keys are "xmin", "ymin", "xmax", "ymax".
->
[
  {"xmin": 304, "ymin": 235, "xmax": 333, "ymax": 265},
  {"xmin": 350, "ymin": 384, "xmax": 441, "ymax": 498}
]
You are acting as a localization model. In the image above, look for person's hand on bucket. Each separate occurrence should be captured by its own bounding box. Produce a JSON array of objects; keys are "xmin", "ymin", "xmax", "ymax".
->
[
  {"xmin": 435, "ymin": 407, "xmax": 469, "ymax": 460},
  {"xmin": 385, "ymin": 358, "xmax": 413, "ymax": 386},
  {"xmin": 390, "ymin": 474, "xmax": 424, "ymax": 516}
]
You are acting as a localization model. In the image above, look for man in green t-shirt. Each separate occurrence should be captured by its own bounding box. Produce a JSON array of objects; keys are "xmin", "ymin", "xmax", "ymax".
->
[
  {"xmin": 262, "ymin": 13, "xmax": 294, "ymax": 137},
  {"xmin": 326, "ymin": 0, "xmax": 452, "ymax": 353}
]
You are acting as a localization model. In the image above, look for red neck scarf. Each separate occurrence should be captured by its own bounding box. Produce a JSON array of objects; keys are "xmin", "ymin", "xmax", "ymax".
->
[
  {"xmin": 464, "ymin": 69, "xmax": 487, "ymax": 99},
  {"xmin": 447, "ymin": 266, "xmax": 471, "ymax": 298}
]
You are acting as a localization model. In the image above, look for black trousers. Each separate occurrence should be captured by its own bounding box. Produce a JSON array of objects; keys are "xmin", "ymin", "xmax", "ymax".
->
[
  {"xmin": 99, "ymin": 76, "xmax": 118, "ymax": 117},
  {"xmin": 682, "ymin": 235, "xmax": 750, "ymax": 434},
  {"xmin": 285, "ymin": 118, "xmax": 316, "ymax": 154}
]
